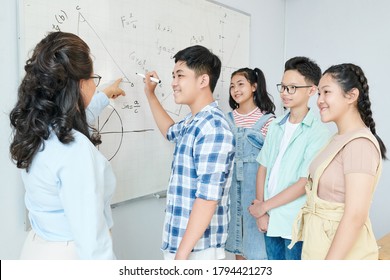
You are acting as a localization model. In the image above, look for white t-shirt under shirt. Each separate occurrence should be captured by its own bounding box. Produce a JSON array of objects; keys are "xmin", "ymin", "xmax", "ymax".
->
[{"xmin": 267, "ymin": 120, "xmax": 300, "ymax": 198}]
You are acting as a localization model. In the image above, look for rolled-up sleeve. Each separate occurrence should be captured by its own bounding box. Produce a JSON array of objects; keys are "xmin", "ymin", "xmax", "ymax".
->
[{"xmin": 167, "ymin": 120, "xmax": 184, "ymax": 142}]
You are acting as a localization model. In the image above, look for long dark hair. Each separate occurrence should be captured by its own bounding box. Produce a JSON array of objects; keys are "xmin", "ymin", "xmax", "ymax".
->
[
  {"xmin": 9, "ymin": 31, "xmax": 101, "ymax": 170},
  {"xmin": 229, "ymin": 67, "xmax": 275, "ymax": 114},
  {"xmin": 324, "ymin": 63, "xmax": 387, "ymax": 159}
]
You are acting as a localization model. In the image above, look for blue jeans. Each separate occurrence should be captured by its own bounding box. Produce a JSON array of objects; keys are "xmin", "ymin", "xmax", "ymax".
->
[{"xmin": 264, "ymin": 236, "xmax": 302, "ymax": 260}]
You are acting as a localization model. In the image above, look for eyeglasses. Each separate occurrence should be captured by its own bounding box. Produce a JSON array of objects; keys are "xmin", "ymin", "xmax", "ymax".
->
[
  {"xmin": 90, "ymin": 74, "xmax": 102, "ymax": 87},
  {"xmin": 276, "ymin": 84, "xmax": 312, "ymax": 95}
]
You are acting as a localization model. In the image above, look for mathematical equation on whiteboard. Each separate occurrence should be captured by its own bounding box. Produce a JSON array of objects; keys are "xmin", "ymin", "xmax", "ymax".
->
[
  {"xmin": 121, "ymin": 101, "xmax": 141, "ymax": 114},
  {"xmin": 49, "ymin": 5, "xmax": 234, "ymax": 64}
]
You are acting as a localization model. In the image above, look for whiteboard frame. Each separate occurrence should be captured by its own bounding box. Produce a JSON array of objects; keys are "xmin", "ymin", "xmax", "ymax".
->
[{"xmin": 207, "ymin": 0, "xmax": 251, "ymax": 17}]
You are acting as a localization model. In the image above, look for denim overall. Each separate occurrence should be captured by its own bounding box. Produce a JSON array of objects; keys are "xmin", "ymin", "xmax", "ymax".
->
[{"xmin": 225, "ymin": 111, "xmax": 273, "ymax": 259}]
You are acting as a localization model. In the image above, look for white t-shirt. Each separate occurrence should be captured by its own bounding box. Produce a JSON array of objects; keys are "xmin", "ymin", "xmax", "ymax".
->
[{"xmin": 267, "ymin": 120, "xmax": 300, "ymax": 198}]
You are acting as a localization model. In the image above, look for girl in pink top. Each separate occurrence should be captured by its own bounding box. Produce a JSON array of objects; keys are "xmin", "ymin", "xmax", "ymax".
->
[
  {"xmin": 290, "ymin": 63, "xmax": 387, "ymax": 259},
  {"xmin": 225, "ymin": 68, "xmax": 275, "ymax": 260}
]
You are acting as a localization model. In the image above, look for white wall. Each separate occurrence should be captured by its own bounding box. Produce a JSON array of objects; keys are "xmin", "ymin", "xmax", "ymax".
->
[
  {"xmin": 0, "ymin": 0, "xmax": 28, "ymax": 259},
  {"xmin": 0, "ymin": 0, "xmax": 286, "ymax": 259},
  {"xmin": 284, "ymin": 0, "xmax": 390, "ymax": 239},
  {"xmin": 217, "ymin": 0, "xmax": 287, "ymax": 115}
]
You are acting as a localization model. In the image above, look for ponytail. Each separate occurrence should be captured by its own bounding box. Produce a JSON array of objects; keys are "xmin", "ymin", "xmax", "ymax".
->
[
  {"xmin": 229, "ymin": 67, "xmax": 275, "ymax": 114},
  {"xmin": 253, "ymin": 68, "xmax": 275, "ymax": 114}
]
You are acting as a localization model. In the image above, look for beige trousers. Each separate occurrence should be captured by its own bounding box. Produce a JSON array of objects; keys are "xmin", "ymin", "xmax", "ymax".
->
[{"xmin": 20, "ymin": 230, "xmax": 79, "ymax": 260}]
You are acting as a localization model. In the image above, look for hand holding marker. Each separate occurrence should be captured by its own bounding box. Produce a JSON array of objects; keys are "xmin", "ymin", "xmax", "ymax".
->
[{"xmin": 136, "ymin": 72, "xmax": 161, "ymax": 84}]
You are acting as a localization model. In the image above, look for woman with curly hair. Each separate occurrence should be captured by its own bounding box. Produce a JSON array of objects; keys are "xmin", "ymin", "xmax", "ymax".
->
[{"xmin": 10, "ymin": 31, "xmax": 124, "ymax": 259}]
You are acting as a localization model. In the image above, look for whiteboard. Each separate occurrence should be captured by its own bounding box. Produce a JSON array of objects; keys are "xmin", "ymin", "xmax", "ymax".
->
[{"xmin": 19, "ymin": 0, "xmax": 250, "ymax": 204}]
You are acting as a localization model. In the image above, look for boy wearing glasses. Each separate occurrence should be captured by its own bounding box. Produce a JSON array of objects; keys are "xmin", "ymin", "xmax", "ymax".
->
[{"xmin": 248, "ymin": 56, "xmax": 330, "ymax": 260}]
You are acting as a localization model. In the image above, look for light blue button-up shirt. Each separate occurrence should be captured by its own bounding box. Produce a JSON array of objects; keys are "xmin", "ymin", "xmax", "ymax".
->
[
  {"xmin": 257, "ymin": 109, "xmax": 330, "ymax": 238},
  {"xmin": 22, "ymin": 92, "xmax": 116, "ymax": 259}
]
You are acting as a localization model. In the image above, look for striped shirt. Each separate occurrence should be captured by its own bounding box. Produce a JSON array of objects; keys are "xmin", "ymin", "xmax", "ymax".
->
[
  {"xmin": 162, "ymin": 101, "xmax": 235, "ymax": 253},
  {"xmin": 233, "ymin": 107, "xmax": 275, "ymax": 137}
]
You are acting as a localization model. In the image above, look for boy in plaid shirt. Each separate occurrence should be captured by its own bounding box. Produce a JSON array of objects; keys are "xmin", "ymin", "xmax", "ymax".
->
[{"xmin": 143, "ymin": 45, "xmax": 235, "ymax": 260}]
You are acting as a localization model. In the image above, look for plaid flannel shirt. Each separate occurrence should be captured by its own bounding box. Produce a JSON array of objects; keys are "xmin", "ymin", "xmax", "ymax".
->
[{"xmin": 161, "ymin": 101, "xmax": 235, "ymax": 253}]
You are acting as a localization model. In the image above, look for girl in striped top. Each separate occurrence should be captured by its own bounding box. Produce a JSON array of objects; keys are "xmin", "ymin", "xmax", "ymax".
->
[{"xmin": 225, "ymin": 67, "xmax": 275, "ymax": 260}]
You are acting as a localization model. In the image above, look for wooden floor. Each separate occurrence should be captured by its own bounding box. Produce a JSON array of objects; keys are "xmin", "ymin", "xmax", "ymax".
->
[{"xmin": 378, "ymin": 233, "xmax": 390, "ymax": 260}]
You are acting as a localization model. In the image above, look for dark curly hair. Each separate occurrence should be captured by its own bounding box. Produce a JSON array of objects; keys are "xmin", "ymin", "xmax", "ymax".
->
[
  {"xmin": 229, "ymin": 67, "xmax": 275, "ymax": 114},
  {"xmin": 9, "ymin": 31, "xmax": 101, "ymax": 170},
  {"xmin": 324, "ymin": 63, "xmax": 387, "ymax": 160}
]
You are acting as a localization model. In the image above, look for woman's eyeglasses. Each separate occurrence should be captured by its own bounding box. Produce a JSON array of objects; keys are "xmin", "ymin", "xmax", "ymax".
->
[{"xmin": 90, "ymin": 74, "xmax": 102, "ymax": 87}]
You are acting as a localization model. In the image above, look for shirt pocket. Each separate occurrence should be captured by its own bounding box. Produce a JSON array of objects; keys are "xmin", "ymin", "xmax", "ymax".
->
[{"xmin": 246, "ymin": 131, "xmax": 265, "ymax": 150}]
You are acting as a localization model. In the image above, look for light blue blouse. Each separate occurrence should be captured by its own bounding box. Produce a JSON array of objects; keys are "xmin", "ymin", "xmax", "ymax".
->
[{"xmin": 22, "ymin": 91, "xmax": 116, "ymax": 259}]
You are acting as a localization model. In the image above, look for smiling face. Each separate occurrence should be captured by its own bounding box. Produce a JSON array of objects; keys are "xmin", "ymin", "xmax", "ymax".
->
[
  {"xmin": 280, "ymin": 70, "xmax": 313, "ymax": 109},
  {"xmin": 317, "ymin": 73, "xmax": 350, "ymax": 123},
  {"xmin": 171, "ymin": 60, "xmax": 201, "ymax": 106},
  {"xmin": 230, "ymin": 74, "xmax": 256, "ymax": 108}
]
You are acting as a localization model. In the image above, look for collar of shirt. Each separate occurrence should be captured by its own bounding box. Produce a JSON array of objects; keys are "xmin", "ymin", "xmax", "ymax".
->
[
  {"xmin": 277, "ymin": 108, "xmax": 316, "ymax": 128},
  {"xmin": 184, "ymin": 101, "xmax": 219, "ymax": 125}
]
